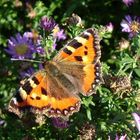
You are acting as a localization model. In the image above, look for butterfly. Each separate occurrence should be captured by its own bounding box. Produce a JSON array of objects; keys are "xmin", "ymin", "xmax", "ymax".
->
[{"xmin": 8, "ymin": 28, "xmax": 101, "ymax": 119}]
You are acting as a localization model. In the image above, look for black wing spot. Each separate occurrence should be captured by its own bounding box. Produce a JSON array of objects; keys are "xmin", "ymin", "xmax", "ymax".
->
[
  {"xmin": 86, "ymin": 29, "xmax": 94, "ymax": 35},
  {"xmin": 68, "ymin": 39, "xmax": 82, "ymax": 49},
  {"xmin": 41, "ymin": 87, "xmax": 47, "ymax": 95},
  {"xmin": 63, "ymin": 48, "xmax": 72, "ymax": 55},
  {"xmin": 74, "ymin": 56, "xmax": 83, "ymax": 61},
  {"xmin": 84, "ymin": 51, "xmax": 88, "ymax": 55},
  {"xmin": 36, "ymin": 96, "xmax": 41, "ymax": 100},
  {"xmin": 15, "ymin": 91, "xmax": 23, "ymax": 102},
  {"xmin": 32, "ymin": 76, "xmax": 40, "ymax": 85},
  {"xmin": 81, "ymin": 33, "xmax": 89, "ymax": 40},
  {"xmin": 22, "ymin": 82, "xmax": 33, "ymax": 95},
  {"xmin": 30, "ymin": 97, "xmax": 34, "ymax": 100},
  {"xmin": 84, "ymin": 46, "xmax": 88, "ymax": 50}
]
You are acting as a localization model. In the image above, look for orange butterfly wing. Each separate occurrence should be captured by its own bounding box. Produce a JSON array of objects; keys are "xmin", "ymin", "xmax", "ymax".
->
[
  {"xmin": 53, "ymin": 28, "xmax": 101, "ymax": 96},
  {"xmin": 8, "ymin": 28, "xmax": 101, "ymax": 119},
  {"xmin": 9, "ymin": 70, "xmax": 80, "ymax": 118}
]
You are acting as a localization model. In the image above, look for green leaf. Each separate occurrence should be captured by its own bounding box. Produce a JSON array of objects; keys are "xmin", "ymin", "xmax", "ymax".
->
[
  {"xmin": 134, "ymin": 68, "xmax": 140, "ymax": 77},
  {"xmin": 120, "ymin": 54, "xmax": 134, "ymax": 64},
  {"xmin": 86, "ymin": 108, "xmax": 92, "ymax": 120}
]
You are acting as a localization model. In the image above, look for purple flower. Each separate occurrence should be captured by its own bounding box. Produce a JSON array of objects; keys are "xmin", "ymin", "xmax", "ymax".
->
[
  {"xmin": 115, "ymin": 134, "xmax": 127, "ymax": 140},
  {"xmin": 5, "ymin": 33, "xmax": 35, "ymax": 59},
  {"xmin": 40, "ymin": 16, "xmax": 56, "ymax": 31},
  {"xmin": 121, "ymin": 15, "xmax": 140, "ymax": 38},
  {"xmin": 53, "ymin": 42, "xmax": 57, "ymax": 50},
  {"xmin": 106, "ymin": 22, "xmax": 114, "ymax": 32},
  {"xmin": 20, "ymin": 67, "xmax": 35, "ymax": 78},
  {"xmin": 55, "ymin": 29, "xmax": 66, "ymax": 40},
  {"xmin": 122, "ymin": 0, "xmax": 134, "ymax": 6},
  {"xmin": 132, "ymin": 112, "xmax": 140, "ymax": 132},
  {"xmin": 51, "ymin": 26, "xmax": 66, "ymax": 51},
  {"xmin": 23, "ymin": 32, "xmax": 34, "ymax": 38},
  {"xmin": 23, "ymin": 31, "xmax": 45, "ymax": 55},
  {"xmin": 52, "ymin": 25, "xmax": 66, "ymax": 41},
  {"xmin": 36, "ymin": 46, "xmax": 45, "ymax": 55},
  {"xmin": 56, "ymin": 29, "xmax": 66, "ymax": 40},
  {"xmin": 52, "ymin": 117, "xmax": 69, "ymax": 128},
  {"xmin": 38, "ymin": 63, "xmax": 43, "ymax": 70},
  {"xmin": 19, "ymin": 63, "xmax": 43, "ymax": 78},
  {"xmin": 0, "ymin": 119, "xmax": 5, "ymax": 126},
  {"xmin": 23, "ymin": 31, "xmax": 41, "ymax": 44}
]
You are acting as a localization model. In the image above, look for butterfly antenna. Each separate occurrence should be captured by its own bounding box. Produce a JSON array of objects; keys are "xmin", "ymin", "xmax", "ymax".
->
[{"xmin": 11, "ymin": 58, "xmax": 42, "ymax": 63}]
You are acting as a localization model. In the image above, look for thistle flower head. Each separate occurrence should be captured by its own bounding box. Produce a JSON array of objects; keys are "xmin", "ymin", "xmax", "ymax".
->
[
  {"xmin": 40, "ymin": 16, "xmax": 56, "ymax": 32},
  {"xmin": 122, "ymin": 0, "xmax": 134, "ymax": 6},
  {"xmin": 79, "ymin": 122, "xmax": 96, "ymax": 140},
  {"xmin": 67, "ymin": 13, "xmax": 83, "ymax": 27}
]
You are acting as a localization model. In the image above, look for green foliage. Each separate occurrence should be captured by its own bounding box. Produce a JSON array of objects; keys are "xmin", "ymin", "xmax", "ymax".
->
[{"xmin": 1, "ymin": 0, "xmax": 140, "ymax": 140}]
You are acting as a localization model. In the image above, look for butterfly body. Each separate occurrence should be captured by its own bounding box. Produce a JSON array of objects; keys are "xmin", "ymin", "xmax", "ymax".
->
[{"xmin": 8, "ymin": 28, "xmax": 101, "ymax": 119}]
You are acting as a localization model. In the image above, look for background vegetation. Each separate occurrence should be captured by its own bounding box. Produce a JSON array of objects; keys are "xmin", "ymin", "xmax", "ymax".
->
[{"xmin": 1, "ymin": 0, "xmax": 140, "ymax": 139}]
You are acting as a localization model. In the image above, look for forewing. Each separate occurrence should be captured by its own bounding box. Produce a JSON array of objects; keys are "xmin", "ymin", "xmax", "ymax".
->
[
  {"xmin": 53, "ymin": 28, "xmax": 101, "ymax": 96},
  {"xmin": 53, "ymin": 28, "xmax": 101, "ymax": 64}
]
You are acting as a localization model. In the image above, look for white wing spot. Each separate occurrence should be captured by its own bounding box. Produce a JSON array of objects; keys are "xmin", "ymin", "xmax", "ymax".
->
[
  {"xmin": 96, "ymin": 72, "xmax": 100, "ymax": 76},
  {"xmin": 12, "ymin": 98, "xmax": 18, "ymax": 105},
  {"xmin": 19, "ymin": 88, "xmax": 27, "ymax": 100},
  {"xmin": 29, "ymin": 79, "xmax": 37, "ymax": 88},
  {"xmin": 84, "ymin": 31, "xmax": 91, "ymax": 36},
  {"xmin": 56, "ymin": 110, "xmax": 61, "ymax": 114},
  {"xmin": 69, "ymin": 107, "xmax": 75, "ymax": 111},
  {"xmin": 75, "ymin": 36, "xmax": 87, "ymax": 44},
  {"xmin": 67, "ymin": 46, "xmax": 76, "ymax": 52},
  {"xmin": 95, "ymin": 79, "xmax": 100, "ymax": 83},
  {"xmin": 64, "ymin": 110, "xmax": 68, "ymax": 115}
]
